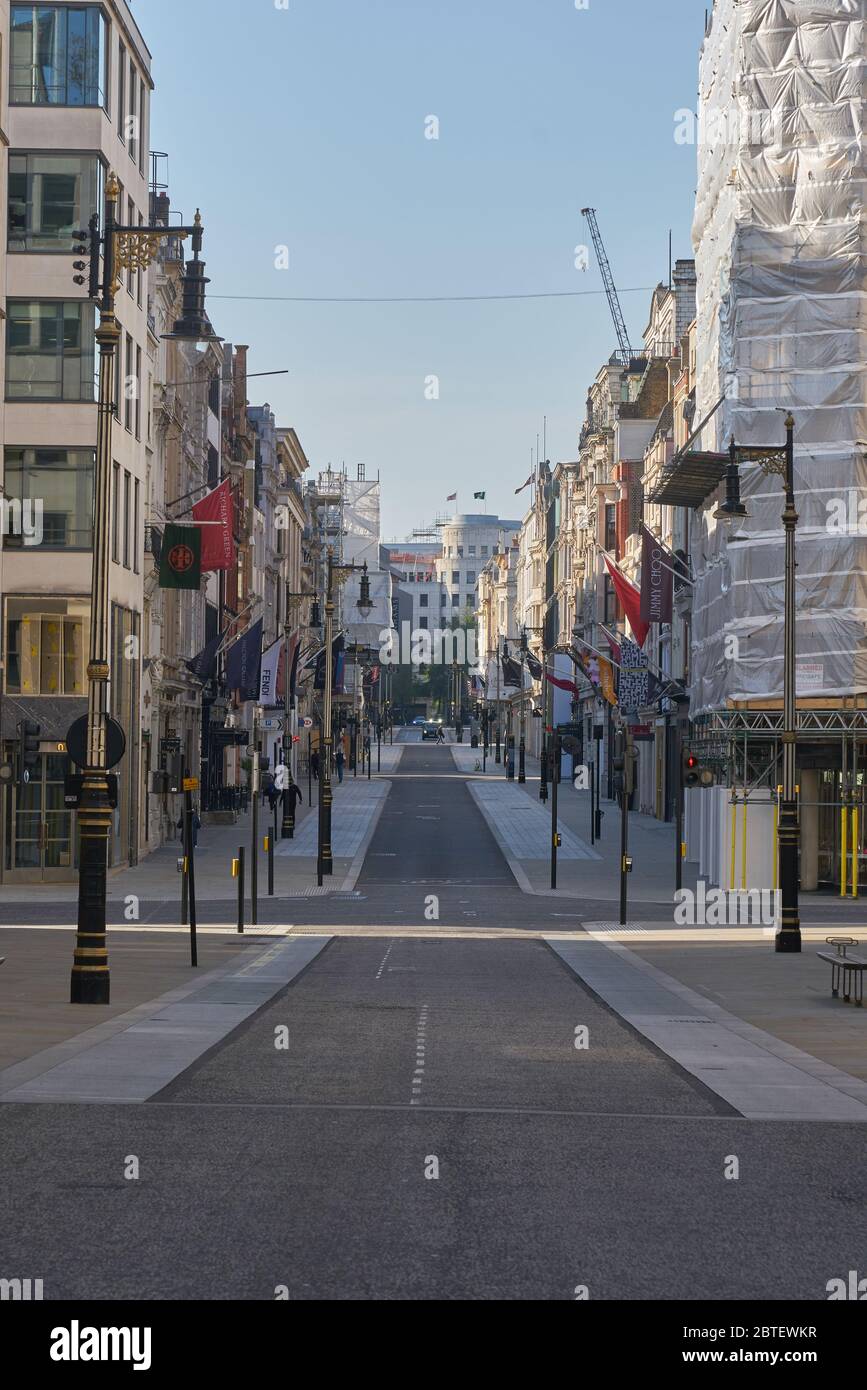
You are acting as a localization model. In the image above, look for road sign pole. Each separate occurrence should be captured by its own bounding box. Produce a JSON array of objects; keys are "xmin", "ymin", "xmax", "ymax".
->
[{"xmin": 185, "ymin": 780, "xmax": 198, "ymax": 968}]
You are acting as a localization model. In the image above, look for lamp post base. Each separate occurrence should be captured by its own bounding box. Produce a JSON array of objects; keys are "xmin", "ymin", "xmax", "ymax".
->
[{"xmin": 774, "ymin": 929, "xmax": 802, "ymax": 954}]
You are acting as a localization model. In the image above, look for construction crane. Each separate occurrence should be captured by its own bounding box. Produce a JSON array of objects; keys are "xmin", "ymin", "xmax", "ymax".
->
[{"xmin": 581, "ymin": 207, "xmax": 634, "ymax": 363}]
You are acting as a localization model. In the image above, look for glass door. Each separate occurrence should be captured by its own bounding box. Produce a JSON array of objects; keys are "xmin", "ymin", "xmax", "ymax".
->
[{"xmin": 3, "ymin": 752, "xmax": 76, "ymax": 881}]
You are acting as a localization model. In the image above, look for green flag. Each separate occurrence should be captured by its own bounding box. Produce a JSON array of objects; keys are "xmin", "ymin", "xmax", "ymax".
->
[
  {"xmin": 159, "ymin": 524, "xmax": 202, "ymax": 590},
  {"xmin": 474, "ymin": 491, "xmax": 486, "ymax": 500}
]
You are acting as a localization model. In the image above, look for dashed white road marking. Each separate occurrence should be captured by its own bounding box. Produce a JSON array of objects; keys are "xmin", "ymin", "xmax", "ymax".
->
[
  {"xmin": 410, "ymin": 1003, "xmax": 430, "ymax": 1107},
  {"xmin": 375, "ymin": 941, "xmax": 396, "ymax": 979}
]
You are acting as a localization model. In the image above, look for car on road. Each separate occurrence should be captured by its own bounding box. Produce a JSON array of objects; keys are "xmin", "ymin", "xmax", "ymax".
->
[
  {"xmin": 411, "ymin": 716, "xmax": 427, "ymax": 726},
  {"xmin": 421, "ymin": 722, "xmax": 440, "ymax": 740}
]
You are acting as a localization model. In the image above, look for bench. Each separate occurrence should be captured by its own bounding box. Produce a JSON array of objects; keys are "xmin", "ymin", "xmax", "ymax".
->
[{"xmin": 816, "ymin": 937, "xmax": 866, "ymax": 1006}]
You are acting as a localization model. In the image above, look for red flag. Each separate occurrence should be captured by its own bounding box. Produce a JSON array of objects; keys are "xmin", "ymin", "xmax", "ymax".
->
[
  {"xmin": 192, "ymin": 479, "xmax": 235, "ymax": 572},
  {"xmin": 547, "ymin": 672, "xmax": 582, "ymax": 696},
  {"xmin": 603, "ymin": 553, "xmax": 649, "ymax": 647}
]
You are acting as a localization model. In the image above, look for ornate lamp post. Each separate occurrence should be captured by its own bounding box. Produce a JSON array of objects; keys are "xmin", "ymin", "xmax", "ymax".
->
[
  {"xmin": 69, "ymin": 176, "xmax": 213, "ymax": 1004},
  {"xmin": 714, "ymin": 416, "xmax": 800, "ymax": 954}
]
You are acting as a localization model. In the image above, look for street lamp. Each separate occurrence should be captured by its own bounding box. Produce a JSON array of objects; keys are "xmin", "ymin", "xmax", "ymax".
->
[
  {"xmin": 714, "ymin": 417, "xmax": 800, "ymax": 954},
  {"xmin": 518, "ymin": 629, "xmax": 528, "ymax": 783},
  {"xmin": 70, "ymin": 175, "xmax": 212, "ymax": 1005},
  {"xmin": 318, "ymin": 553, "xmax": 368, "ymax": 884}
]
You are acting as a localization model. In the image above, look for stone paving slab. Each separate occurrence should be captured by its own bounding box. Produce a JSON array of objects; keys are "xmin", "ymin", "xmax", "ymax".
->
[
  {"xmin": 547, "ymin": 934, "xmax": 867, "ymax": 1122},
  {"xmin": 0, "ymin": 935, "xmax": 331, "ymax": 1105},
  {"xmin": 467, "ymin": 778, "xmax": 600, "ymax": 862},
  {"xmin": 276, "ymin": 781, "xmax": 389, "ymax": 859}
]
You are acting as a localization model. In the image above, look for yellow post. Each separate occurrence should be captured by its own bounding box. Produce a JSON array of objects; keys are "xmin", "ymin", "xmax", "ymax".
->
[
  {"xmin": 841, "ymin": 806, "xmax": 848, "ymax": 897},
  {"xmin": 852, "ymin": 807, "xmax": 859, "ymax": 900},
  {"xmin": 730, "ymin": 797, "xmax": 737, "ymax": 891},
  {"xmin": 772, "ymin": 796, "xmax": 778, "ymax": 892},
  {"xmin": 741, "ymin": 789, "xmax": 748, "ymax": 891}
]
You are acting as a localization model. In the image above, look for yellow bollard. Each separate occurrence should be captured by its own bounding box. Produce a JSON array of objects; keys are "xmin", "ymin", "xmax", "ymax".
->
[
  {"xmin": 852, "ymin": 807, "xmax": 859, "ymax": 900},
  {"xmin": 841, "ymin": 806, "xmax": 848, "ymax": 897},
  {"xmin": 772, "ymin": 797, "xmax": 778, "ymax": 892},
  {"xmin": 232, "ymin": 858, "xmax": 239, "ymax": 879}
]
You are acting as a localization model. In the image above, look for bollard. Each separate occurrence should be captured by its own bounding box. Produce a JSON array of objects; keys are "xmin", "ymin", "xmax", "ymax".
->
[
  {"xmin": 235, "ymin": 846, "xmax": 245, "ymax": 933},
  {"xmin": 266, "ymin": 833, "xmax": 274, "ymax": 897}
]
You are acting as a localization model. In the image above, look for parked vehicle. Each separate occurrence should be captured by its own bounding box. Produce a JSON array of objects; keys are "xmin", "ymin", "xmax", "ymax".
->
[{"xmin": 421, "ymin": 722, "xmax": 440, "ymax": 741}]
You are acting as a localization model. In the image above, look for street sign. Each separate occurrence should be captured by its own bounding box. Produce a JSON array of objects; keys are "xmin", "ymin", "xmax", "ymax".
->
[
  {"xmin": 260, "ymin": 717, "xmax": 283, "ymax": 731},
  {"xmin": 67, "ymin": 716, "xmax": 127, "ymax": 770},
  {"xmin": 301, "ymin": 717, "xmax": 314, "ymax": 729},
  {"xmin": 183, "ymin": 777, "xmax": 199, "ymax": 792}
]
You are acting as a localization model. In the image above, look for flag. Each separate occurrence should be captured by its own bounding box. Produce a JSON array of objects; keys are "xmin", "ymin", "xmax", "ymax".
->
[
  {"xmin": 259, "ymin": 638, "xmax": 283, "ymax": 707},
  {"xmin": 619, "ymin": 636, "xmax": 649, "ymax": 713},
  {"xmin": 515, "ymin": 473, "xmax": 534, "ymax": 495},
  {"xmin": 225, "ymin": 618, "xmax": 262, "ymax": 702},
  {"xmin": 159, "ymin": 524, "xmax": 201, "ymax": 590},
  {"xmin": 547, "ymin": 671, "xmax": 582, "ymax": 697},
  {"xmin": 315, "ymin": 634, "xmax": 345, "ymax": 691},
  {"xmin": 603, "ymin": 553, "xmax": 649, "ymax": 647},
  {"xmin": 474, "ymin": 491, "xmax": 486, "ymax": 500},
  {"xmin": 446, "ymin": 492, "xmax": 457, "ymax": 501},
  {"xmin": 599, "ymin": 624, "xmax": 622, "ymax": 667},
  {"xmin": 287, "ymin": 631, "xmax": 302, "ymax": 699},
  {"xmin": 192, "ymin": 480, "xmax": 235, "ymax": 572},
  {"xmin": 501, "ymin": 653, "xmax": 523, "ymax": 689},
  {"xmin": 640, "ymin": 524, "xmax": 673, "ymax": 625},
  {"xmin": 185, "ymin": 634, "xmax": 222, "ymax": 683},
  {"xmin": 599, "ymin": 657, "xmax": 617, "ymax": 706},
  {"xmin": 526, "ymin": 651, "xmax": 543, "ymax": 681}
]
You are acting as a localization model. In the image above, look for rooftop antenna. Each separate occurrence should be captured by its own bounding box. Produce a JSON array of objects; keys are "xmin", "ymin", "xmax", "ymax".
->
[{"xmin": 668, "ymin": 230, "xmax": 672, "ymax": 290}]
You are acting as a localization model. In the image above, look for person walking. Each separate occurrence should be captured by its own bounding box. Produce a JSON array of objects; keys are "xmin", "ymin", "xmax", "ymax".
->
[
  {"xmin": 310, "ymin": 748, "xmax": 320, "ymax": 781},
  {"xmin": 436, "ymin": 724, "xmax": 446, "ymax": 744},
  {"xmin": 335, "ymin": 746, "xmax": 345, "ymax": 784},
  {"xmin": 177, "ymin": 807, "xmax": 202, "ymax": 849}
]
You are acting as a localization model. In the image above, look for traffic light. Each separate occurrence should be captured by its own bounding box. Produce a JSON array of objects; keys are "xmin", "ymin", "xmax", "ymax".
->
[
  {"xmin": 72, "ymin": 214, "xmax": 100, "ymax": 299},
  {"xmin": 682, "ymin": 745, "xmax": 714, "ymax": 789},
  {"xmin": 613, "ymin": 728, "xmax": 635, "ymax": 799},
  {"xmin": 18, "ymin": 720, "xmax": 40, "ymax": 786}
]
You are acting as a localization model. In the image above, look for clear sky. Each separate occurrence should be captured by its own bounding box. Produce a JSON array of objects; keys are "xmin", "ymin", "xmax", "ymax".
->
[{"xmin": 138, "ymin": 0, "xmax": 705, "ymax": 539}]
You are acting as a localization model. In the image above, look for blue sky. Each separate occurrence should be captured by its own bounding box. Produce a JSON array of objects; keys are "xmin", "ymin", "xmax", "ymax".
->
[{"xmin": 139, "ymin": 0, "xmax": 705, "ymax": 538}]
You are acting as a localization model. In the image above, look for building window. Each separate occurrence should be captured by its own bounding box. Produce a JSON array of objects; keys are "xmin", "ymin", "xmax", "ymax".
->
[
  {"xmin": 419, "ymin": 617, "xmax": 428, "ymax": 630},
  {"xmin": 469, "ymin": 546, "xmax": 476, "ymax": 556},
  {"xmin": 122, "ymin": 470, "xmax": 131, "ymax": 568},
  {"xmin": 138, "ymin": 83, "xmax": 146, "ymax": 175},
  {"xmin": 466, "ymin": 571, "xmax": 476, "ymax": 585},
  {"xmin": 419, "ymin": 593, "xmax": 428, "ymax": 608},
  {"xmin": 6, "ymin": 300, "xmax": 95, "ymax": 400},
  {"xmin": 124, "ymin": 333, "xmax": 133, "ymax": 429},
  {"xmin": 605, "ymin": 503, "xmax": 617, "ymax": 555},
  {"xmin": 135, "ymin": 345, "xmax": 142, "ymax": 438},
  {"xmin": 11, "ymin": 5, "xmax": 108, "ymax": 107},
  {"xmin": 133, "ymin": 478, "xmax": 140, "ymax": 574},
  {"xmin": 111, "ymin": 461, "xmax": 120, "ymax": 562},
  {"xmin": 451, "ymin": 571, "xmax": 459, "ymax": 585},
  {"xmin": 8, "ymin": 152, "xmax": 104, "ymax": 252},
  {"xmin": 451, "ymin": 594, "xmax": 459, "ymax": 608},
  {"xmin": 4, "ymin": 598, "xmax": 89, "ymax": 694},
  {"xmin": 128, "ymin": 58, "xmax": 137, "ymax": 163},
  {"xmin": 126, "ymin": 198, "xmax": 134, "ymax": 295},
  {"xmin": 4, "ymin": 447, "xmax": 95, "ymax": 549},
  {"xmin": 117, "ymin": 37, "xmax": 125, "ymax": 133}
]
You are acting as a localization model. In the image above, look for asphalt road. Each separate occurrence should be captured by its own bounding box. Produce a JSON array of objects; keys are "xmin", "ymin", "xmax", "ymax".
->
[{"xmin": 1, "ymin": 742, "xmax": 866, "ymax": 1300}]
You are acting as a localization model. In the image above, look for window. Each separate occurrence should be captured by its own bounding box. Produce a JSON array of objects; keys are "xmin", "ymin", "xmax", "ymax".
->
[
  {"xmin": 451, "ymin": 594, "xmax": 459, "ymax": 608},
  {"xmin": 419, "ymin": 617, "xmax": 428, "ymax": 630},
  {"xmin": 126, "ymin": 198, "xmax": 134, "ymax": 294},
  {"xmin": 605, "ymin": 503, "xmax": 617, "ymax": 554},
  {"xmin": 122, "ymin": 470, "xmax": 131, "ymax": 568},
  {"xmin": 9, "ymin": 153, "xmax": 104, "ymax": 252},
  {"xmin": 4, "ymin": 447, "xmax": 95, "ymax": 549},
  {"xmin": 139, "ymin": 82, "xmax": 146, "ymax": 174},
  {"xmin": 117, "ymin": 39, "xmax": 125, "ymax": 133},
  {"xmin": 133, "ymin": 478, "xmax": 140, "ymax": 574},
  {"xmin": 466, "ymin": 571, "xmax": 476, "ymax": 585},
  {"xmin": 469, "ymin": 546, "xmax": 476, "ymax": 556},
  {"xmin": 481, "ymin": 545, "xmax": 488, "ymax": 556},
  {"xmin": 113, "ymin": 316, "xmax": 122, "ymax": 418},
  {"xmin": 419, "ymin": 593, "xmax": 428, "ymax": 608},
  {"xmin": 124, "ymin": 333, "xmax": 133, "ymax": 429},
  {"xmin": 451, "ymin": 571, "xmax": 459, "ymax": 585},
  {"xmin": 457, "ymin": 546, "xmax": 464, "ymax": 557},
  {"xmin": 128, "ymin": 59, "xmax": 137, "ymax": 163},
  {"xmin": 135, "ymin": 345, "xmax": 142, "ymax": 438},
  {"xmin": 6, "ymin": 301, "xmax": 95, "ymax": 400},
  {"xmin": 11, "ymin": 6, "xmax": 107, "ymax": 107},
  {"xmin": 4, "ymin": 598, "xmax": 89, "ymax": 694},
  {"xmin": 111, "ymin": 461, "xmax": 120, "ymax": 562}
]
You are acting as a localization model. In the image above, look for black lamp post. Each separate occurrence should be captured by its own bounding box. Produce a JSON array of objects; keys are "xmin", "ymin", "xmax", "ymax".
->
[
  {"xmin": 714, "ymin": 417, "xmax": 800, "ymax": 953},
  {"xmin": 69, "ymin": 176, "xmax": 213, "ymax": 1004}
]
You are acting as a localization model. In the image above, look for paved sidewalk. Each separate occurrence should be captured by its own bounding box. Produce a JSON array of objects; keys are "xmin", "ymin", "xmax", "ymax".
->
[
  {"xmin": 453, "ymin": 744, "xmax": 695, "ymax": 903},
  {"xmin": 0, "ymin": 765, "xmax": 398, "ymax": 906}
]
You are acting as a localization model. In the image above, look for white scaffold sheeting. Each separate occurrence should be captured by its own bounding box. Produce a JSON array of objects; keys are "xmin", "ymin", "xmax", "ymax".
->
[{"xmin": 689, "ymin": 0, "xmax": 867, "ymax": 714}]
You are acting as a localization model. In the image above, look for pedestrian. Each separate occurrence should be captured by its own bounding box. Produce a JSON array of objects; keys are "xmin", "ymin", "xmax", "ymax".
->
[
  {"xmin": 335, "ymin": 746, "xmax": 345, "ymax": 783},
  {"xmin": 177, "ymin": 807, "xmax": 202, "ymax": 849},
  {"xmin": 262, "ymin": 771, "xmax": 274, "ymax": 807},
  {"xmin": 283, "ymin": 779, "xmax": 303, "ymax": 814},
  {"xmin": 267, "ymin": 782, "xmax": 280, "ymax": 815},
  {"xmin": 436, "ymin": 725, "xmax": 445, "ymax": 744},
  {"xmin": 310, "ymin": 749, "xmax": 320, "ymax": 781}
]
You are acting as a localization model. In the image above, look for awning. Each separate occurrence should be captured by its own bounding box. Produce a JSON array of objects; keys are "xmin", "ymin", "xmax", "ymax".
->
[{"xmin": 645, "ymin": 451, "xmax": 729, "ymax": 508}]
